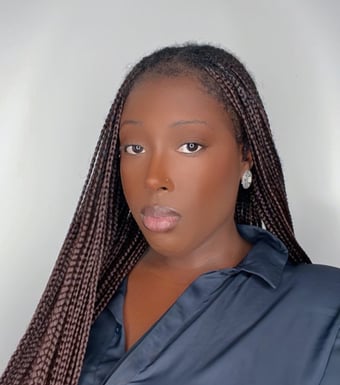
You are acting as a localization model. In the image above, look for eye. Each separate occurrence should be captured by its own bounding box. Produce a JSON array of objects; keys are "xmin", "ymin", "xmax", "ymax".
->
[
  {"xmin": 124, "ymin": 144, "xmax": 145, "ymax": 155},
  {"xmin": 178, "ymin": 142, "xmax": 204, "ymax": 154}
]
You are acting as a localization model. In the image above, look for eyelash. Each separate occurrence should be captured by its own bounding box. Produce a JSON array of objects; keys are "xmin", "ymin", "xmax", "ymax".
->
[
  {"xmin": 121, "ymin": 142, "xmax": 204, "ymax": 155},
  {"xmin": 177, "ymin": 142, "xmax": 204, "ymax": 154},
  {"xmin": 123, "ymin": 144, "xmax": 145, "ymax": 155}
]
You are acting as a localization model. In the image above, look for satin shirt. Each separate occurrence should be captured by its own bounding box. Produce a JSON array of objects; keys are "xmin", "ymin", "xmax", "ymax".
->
[{"xmin": 78, "ymin": 225, "xmax": 340, "ymax": 385}]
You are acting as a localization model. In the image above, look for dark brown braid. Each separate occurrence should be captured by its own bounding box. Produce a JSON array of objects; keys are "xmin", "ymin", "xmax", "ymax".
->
[{"xmin": 0, "ymin": 43, "xmax": 310, "ymax": 385}]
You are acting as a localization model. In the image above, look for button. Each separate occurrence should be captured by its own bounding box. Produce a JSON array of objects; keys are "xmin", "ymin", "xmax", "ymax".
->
[{"xmin": 115, "ymin": 325, "xmax": 121, "ymax": 335}]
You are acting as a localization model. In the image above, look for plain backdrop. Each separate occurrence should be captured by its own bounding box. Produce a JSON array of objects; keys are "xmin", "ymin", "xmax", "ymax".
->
[{"xmin": 0, "ymin": 0, "xmax": 339, "ymax": 372}]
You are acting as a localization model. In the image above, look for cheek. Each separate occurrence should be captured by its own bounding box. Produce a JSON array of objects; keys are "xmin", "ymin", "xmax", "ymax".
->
[
  {"xmin": 120, "ymin": 163, "xmax": 142, "ymax": 206},
  {"xmin": 178, "ymin": 156, "xmax": 241, "ymax": 209}
]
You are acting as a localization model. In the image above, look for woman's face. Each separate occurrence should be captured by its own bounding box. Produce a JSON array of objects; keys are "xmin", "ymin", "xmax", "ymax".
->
[{"xmin": 119, "ymin": 75, "xmax": 251, "ymax": 259}]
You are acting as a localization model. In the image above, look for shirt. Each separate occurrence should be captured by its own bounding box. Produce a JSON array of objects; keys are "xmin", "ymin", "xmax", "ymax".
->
[{"xmin": 78, "ymin": 225, "xmax": 340, "ymax": 385}]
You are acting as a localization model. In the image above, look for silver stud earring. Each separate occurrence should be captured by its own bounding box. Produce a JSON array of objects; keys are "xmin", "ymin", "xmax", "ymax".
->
[{"xmin": 241, "ymin": 170, "xmax": 252, "ymax": 189}]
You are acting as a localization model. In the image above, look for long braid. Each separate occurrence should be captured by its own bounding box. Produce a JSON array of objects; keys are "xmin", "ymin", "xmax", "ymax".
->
[
  {"xmin": 202, "ymin": 62, "xmax": 306, "ymax": 262},
  {"xmin": 1, "ymin": 42, "xmax": 310, "ymax": 385},
  {"xmin": 0, "ymin": 71, "xmax": 146, "ymax": 385}
]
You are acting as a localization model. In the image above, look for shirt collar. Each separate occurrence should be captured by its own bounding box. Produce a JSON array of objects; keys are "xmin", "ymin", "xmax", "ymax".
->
[
  {"xmin": 234, "ymin": 224, "xmax": 289, "ymax": 289},
  {"xmin": 106, "ymin": 278, "xmax": 127, "ymax": 324}
]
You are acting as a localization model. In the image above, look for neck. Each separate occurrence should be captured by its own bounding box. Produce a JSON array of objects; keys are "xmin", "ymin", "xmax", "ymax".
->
[{"xmin": 141, "ymin": 222, "xmax": 252, "ymax": 274}]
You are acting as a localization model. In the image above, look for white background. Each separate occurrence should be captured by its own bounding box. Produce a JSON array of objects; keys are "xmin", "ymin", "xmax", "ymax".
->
[{"xmin": 0, "ymin": 0, "xmax": 339, "ymax": 372}]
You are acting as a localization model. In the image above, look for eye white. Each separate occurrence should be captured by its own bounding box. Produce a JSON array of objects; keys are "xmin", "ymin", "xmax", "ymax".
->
[
  {"xmin": 125, "ymin": 144, "xmax": 145, "ymax": 154},
  {"xmin": 178, "ymin": 143, "xmax": 203, "ymax": 153}
]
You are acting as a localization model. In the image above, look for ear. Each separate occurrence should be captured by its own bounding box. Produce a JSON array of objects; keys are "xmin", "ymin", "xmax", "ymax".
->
[{"xmin": 240, "ymin": 144, "xmax": 253, "ymax": 175}]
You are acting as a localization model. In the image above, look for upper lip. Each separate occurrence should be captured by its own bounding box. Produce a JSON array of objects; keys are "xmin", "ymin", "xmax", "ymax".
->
[{"xmin": 141, "ymin": 205, "xmax": 180, "ymax": 218}]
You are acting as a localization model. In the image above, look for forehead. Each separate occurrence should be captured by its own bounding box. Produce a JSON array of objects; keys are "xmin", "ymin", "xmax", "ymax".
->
[{"xmin": 120, "ymin": 75, "xmax": 230, "ymax": 125}]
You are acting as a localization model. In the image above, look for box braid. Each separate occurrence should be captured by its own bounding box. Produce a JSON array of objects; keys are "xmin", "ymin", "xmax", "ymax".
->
[{"xmin": 0, "ymin": 43, "xmax": 310, "ymax": 385}]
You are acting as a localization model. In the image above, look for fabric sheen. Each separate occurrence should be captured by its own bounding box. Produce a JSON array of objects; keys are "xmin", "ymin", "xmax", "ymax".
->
[{"xmin": 78, "ymin": 225, "xmax": 340, "ymax": 385}]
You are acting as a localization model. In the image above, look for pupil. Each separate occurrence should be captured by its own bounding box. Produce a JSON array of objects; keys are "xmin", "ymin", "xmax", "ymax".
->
[{"xmin": 188, "ymin": 143, "xmax": 197, "ymax": 151}]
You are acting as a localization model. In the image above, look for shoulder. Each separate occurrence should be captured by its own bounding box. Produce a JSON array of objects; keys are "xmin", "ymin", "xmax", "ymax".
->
[
  {"xmin": 284, "ymin": 262, "xmax": 340, "ymax": 287},
  {"xmin": 287, "ymin": 262, "xmax": 340, "ymax": 283},
  {"xmin": 281, "ymin": 262, "xmax": 340, "ymax": 314}
]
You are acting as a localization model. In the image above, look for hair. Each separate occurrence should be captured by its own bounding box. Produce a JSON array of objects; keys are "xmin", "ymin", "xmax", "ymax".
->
[{"xmin": 0, "ymin": 43, "xmax": 310, "ymax": 385}]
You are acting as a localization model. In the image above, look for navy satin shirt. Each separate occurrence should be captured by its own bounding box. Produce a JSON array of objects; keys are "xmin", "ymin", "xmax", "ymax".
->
[{"xmin": 78, "ymin": 225, "xmax": 340, "ymax": 385}]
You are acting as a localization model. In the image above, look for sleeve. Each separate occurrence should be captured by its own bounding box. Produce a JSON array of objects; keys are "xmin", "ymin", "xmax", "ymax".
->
[{"xmin": 319, "ymin": 328, "xmax": 340, "ymax": 385}]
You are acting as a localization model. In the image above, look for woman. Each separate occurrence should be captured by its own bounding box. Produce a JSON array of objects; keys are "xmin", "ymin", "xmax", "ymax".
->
[{"xmin": 1, "ymin": 44, "xmax": 339, "ymax": 385}]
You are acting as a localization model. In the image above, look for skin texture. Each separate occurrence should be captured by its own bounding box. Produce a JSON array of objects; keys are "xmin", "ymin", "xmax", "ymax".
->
[{"xmin": 119, "ymin": 75, "xmax": 253, "ymax": 349}]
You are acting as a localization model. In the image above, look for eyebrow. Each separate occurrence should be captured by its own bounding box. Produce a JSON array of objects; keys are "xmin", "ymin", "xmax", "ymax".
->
[
  {"xmin": 120, "ymin": 119, "xmax": 208, "ymax": 128},
  {"xmin": 120, "ymin": 119, "xmax": 143, "ymax": 128},
  {"xmin": 169, "ymin": 120, "xmax": 208, "ymax": 128}
]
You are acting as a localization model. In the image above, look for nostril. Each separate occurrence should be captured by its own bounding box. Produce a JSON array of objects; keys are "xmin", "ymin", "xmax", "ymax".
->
[
  {"xmin": 145, "ymin": 175, "xmax": 174, "ymax": 192},
  {"xmin": 145, "ymin": 180, "xmax": 168, "ymax": 192}
]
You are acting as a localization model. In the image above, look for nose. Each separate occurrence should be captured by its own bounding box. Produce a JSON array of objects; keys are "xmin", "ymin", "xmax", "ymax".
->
[{"xmin": 144, "ymin": 154, "xmax": 174, "ymax": 192}]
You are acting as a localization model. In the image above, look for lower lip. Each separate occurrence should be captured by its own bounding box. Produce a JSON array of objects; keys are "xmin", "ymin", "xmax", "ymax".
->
[{"xmin": 141, "ymin": 215, "xmax": 180, "ymax": 232}]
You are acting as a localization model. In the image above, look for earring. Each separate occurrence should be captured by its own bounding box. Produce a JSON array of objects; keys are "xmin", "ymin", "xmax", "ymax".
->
[
  {"xmin": 241, "ymin": 170, "xmax": 252, "ymax": 189},
  {"xmin": 127, "ymin": 210, "xmax": 132, "ymax": 220}
]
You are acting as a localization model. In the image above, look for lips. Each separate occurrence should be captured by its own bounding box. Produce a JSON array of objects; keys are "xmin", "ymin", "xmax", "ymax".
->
[{"xmin": 141, "ymin": 205, "xmax": 181, "ymax": 232}]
